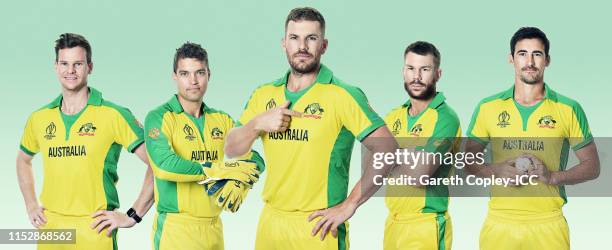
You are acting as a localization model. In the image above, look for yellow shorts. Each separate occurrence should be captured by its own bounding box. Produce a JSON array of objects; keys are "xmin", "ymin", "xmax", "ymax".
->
[
  {"xmin": 480, "ymin": 210, "xmax": 569, "ymax": 250},
  {"xmin": 384, "ymin": 212, "xmax": 452, "ymax": 250},
  {"xmin": 38, "ymin": 210, "xmax": 116, "ymax": 250},
  {"xmin": 151, "ymin": 212, "xmax": 223, "ymax": 250},
  {"xmin": 255, "ymin": 204, "xmax": 349, "ymax": 250}
]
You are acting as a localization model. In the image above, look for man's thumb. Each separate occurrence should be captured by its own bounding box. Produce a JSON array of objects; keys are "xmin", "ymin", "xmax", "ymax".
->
[{"xmin": 280, "ymin": 100, "xmax": 291, "ymax": 108}]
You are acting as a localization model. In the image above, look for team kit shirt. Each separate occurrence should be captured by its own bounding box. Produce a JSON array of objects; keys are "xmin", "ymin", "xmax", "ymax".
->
[
  {"xmin": 384, "ymin": 92, "xmax": 461, "ymax": 215},
  {"xmin": 20, "ymin": 87, "xmax": 144, "ymax": 216},
  {"xmin": 238, "ymin": 64, "xmax": 385, "ymax": 212},
  {"xmin": 467, "ymin": 84, "xmax": 592, "ymax": 214},
  {"xmin": 145, "ymin": 95, "xmax": 264, "ymax": 218}
]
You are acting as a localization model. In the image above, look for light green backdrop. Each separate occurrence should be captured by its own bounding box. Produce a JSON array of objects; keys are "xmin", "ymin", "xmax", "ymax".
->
[{"xmin": 1, "ymin": 0, "xmax": 610, "ymax": 249}]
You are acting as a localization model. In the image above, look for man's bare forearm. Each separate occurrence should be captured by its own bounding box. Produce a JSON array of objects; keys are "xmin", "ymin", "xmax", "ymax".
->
[
  {"xmin": 225, "ymin": 121, "xmax": 260, "ymax": 158},
  {"xmin": 345, "ymin": 127, "xmax": 399, "ymax": 206},
  {"xmin": 130, "ymin": 165, "xmax": 155, "ymax": 216},
  {"xmin": 551, "ymin": 142, "xmax": 600, "ymax": 185},
  {"xmin": 16, "ymin": 152, "xmax": 38, "ymax": 209}
]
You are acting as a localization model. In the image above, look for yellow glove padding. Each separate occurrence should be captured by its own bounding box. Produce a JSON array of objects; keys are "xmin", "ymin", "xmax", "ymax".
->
[
  {"xmin": 207, "ymin": 179, "xmax": 250, "ymax": 212},
  {"xmin": 199, "ymin": 160, "xmax": 259, "ymax": 186}
]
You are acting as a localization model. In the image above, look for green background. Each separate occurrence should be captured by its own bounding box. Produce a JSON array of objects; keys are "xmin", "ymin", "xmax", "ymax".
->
[{"xmin": 1, "ymin": 0, "xmax": 610, "ymax": 249}]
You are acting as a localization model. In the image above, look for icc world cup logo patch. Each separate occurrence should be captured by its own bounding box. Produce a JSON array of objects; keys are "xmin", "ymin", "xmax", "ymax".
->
[
  {"xmin": 497, "ymin": 111, "xmax": 511, "ymax": 128},
  {"xmin": 184, "ymin": 124, "xmax": 196, "ymax": 141},
  {"xmin": 44, "ymin": 122, "xmax": 56, "ymax": 140},
  {"xmin": 392, "ymin": 119, "xmax": 401, "ymax": 136}
]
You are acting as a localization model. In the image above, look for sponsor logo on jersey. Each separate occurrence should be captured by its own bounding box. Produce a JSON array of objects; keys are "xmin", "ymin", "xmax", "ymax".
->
[
  {"xmin": 48, "ymin": 145, "xmax": 87, "ymax": 157},
  {"xmin": 497, "ymin": 111, "xmax": 511, "ymax": 128},
  {"xmin": 44, "ymin": 122, "xmax": 56, "ymax": 140},
  {"xmin": 191, "ymin": 150, "xmax": 219, "ymax": 161},
  {"xmin": 410, "ymin": 124, "xmax": 423, "ymax": 136},
  {"xmin": 77, "ymin": 122, "xmax": 97, "ymax": 136},
  {"xmin": 392, "ymin": 119, "xmax": 401, "ymax": 136},
  {"xmin": 303, "ymin": 103, "xmax": 324, "ymax": 119},
  {"xmin": 268, "ymin": 129, "xmax": 309, "ymax": 141},
  {"xmin": 537, "ymin": 115, "xmax": 557, "ymax": 129},
  {"xmin": 184, "ymin": 124, "xmax": 196, "ymax": 141},
  {"xmin": 211, "ymin": 127, "xmax": 224, "ymax": 140},
  {"xmin": 266, "ymin": 98, "xmax": 277, "ymax": 110}
]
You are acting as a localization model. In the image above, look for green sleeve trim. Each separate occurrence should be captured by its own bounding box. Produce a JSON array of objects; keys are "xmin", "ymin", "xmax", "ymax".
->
[
  {"xmin": 19, "ymin": 144, "xmax": 36, "ymax": 156},
  {"xmin": 127, "ymin": 140, "xmax": 145, "ymax": 153},
  {"xmin": 356, "ymin": 119, "xmax": 385, "ymax": 141},
  {"xmin": 145, "ymin": 109, "xmax": 204, "ymax": 176},
  {"xmin": 572, "ymin": 137, "xmax": 593, "ymax": 151}
]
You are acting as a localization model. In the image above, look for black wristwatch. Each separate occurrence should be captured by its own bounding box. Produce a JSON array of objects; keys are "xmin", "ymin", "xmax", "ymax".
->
[{"xmin": 126, "ymin": 208, "xmax": 142, "ymax": 223}]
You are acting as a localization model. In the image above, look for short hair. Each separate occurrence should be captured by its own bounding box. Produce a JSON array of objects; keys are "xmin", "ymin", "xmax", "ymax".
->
[
  {"xmin": 54, "ymin": 33, "xmax": 92, "ymax": 64},
  {"xmin": 404, "ymin": 41, "xmax": 441, "ymax": 68},
  {"xmin": 510, "ymin": 27, "xmax": 550, "ymax": 57},
  {"xmin": 285, "ymin": 7, "xmax": 326, "ymax": 35},
  {"xmin": 173, "ymin": 42, "xmax": 209, "ymax": 73}
]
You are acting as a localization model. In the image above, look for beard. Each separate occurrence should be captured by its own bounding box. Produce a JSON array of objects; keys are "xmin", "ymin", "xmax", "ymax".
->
[
  {"xmin": 520, "ymin": 66, "xmax": 543, "ymax": 85},
  {"xmin": 288, "ymin": 51, "xmax": 320, "ymax": 74},
  {"xmin": 404, "ymin": 79, "xmax": 437, "ymax": 100}
]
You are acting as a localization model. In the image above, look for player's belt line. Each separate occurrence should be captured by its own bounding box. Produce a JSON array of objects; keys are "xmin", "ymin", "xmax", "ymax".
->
[
  {"xmin": 487, "ymin": 209, "xmax": 563, "ymax": 223},
  {"xmin": 163, "ymin": 212, "xmax": 219, "ymax": 224},
  {"xmin": 45, "ymin": 210, "xmax": 105, "ymax": 220},
  {"xmin": 264, "ymin": 203, "xmax": 314, "ymax": 218},
  {"xmin": 390, "ymin": 211, "xmax": 449, "ymax": 223}
]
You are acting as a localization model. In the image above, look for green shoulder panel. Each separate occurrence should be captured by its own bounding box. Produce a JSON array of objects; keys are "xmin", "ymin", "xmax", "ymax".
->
[
  {"xmin": 555, "ymin": 93, "xmax": 593, "ymax": 150},
  {"xmin": 330, "ymin": 78, "xmax": 385, "ymax": 140},
  {"xmin": 466, "ymin": 90, "xmax": 505, "ymax": 143},
  {"xmin": 101, "ymin": 100, "xmax": 145, "ymax": 152}
]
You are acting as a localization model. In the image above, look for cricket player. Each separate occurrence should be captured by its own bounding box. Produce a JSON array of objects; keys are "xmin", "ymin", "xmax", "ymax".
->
[
  {"xmin": 465, "ymin": 27, "xmax": 600, "ymax": 250},
  {"xmin": 143, "ymin": 42, "xmax": 264, "ymax": 250},
  {"xmin": 383, "ymin": 41, "xmax": 460, "ymax": 250},
  {"xmin": 17, "ymin": 33, "xmax": 154, "ymax": 250},
  {"xmin": 224, "ymin": 7, "xmax": 398, "ymax": 250}
]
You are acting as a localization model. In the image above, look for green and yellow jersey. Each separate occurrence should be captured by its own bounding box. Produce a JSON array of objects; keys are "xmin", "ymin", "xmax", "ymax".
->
[
  {"xmin": 145, "ymin": 95, "xmax": 264, "ymax": 218},
  {"xmin": 19, "ymin": 87, "xmax": 144, "ymax": 216},
  {"xmin": 384, "ymin": 92, "xmax": 461, "ymax": 215},
  {"xmin": 238, "ymin": 64, "xmax": 385, "ymax": 212},
  {"xmin": 467, "ymin": 84, "xmax": 592, "ymax": 214}
]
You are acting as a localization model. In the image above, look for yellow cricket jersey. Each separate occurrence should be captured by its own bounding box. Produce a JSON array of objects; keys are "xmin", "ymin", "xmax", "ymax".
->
[
  {"xmin": 237, "ymin": 64, "xmax": 385, "ymax": 212},
  {"xmin": 19, "ymin": 87, "xmax": 144, "ymax": 216},
  {"xmin": 384, "ymin": 92, "xmax": 461, "ymax": 215},
  {"xmin": 467, "ymin": 84, "xmax": 593, "ymax": 214},
  {"xmin": 145, "ymin": 95, "xmax": 264, "ymax": 218}
]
